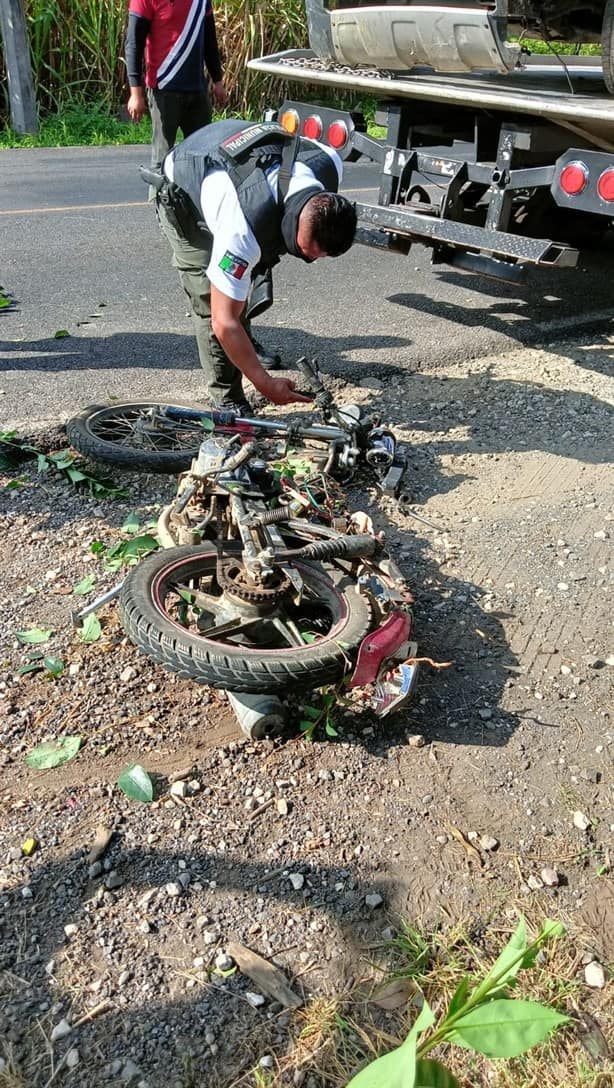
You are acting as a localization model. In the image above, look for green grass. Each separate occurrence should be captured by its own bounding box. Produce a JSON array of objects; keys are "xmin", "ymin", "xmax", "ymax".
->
[{"xmin": 0, "ymin": 105, "xmax": 153, "ymax": 149}]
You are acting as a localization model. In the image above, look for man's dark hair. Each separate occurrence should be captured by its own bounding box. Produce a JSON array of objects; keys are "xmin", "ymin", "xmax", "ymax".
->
[{"xmin": 304, "ymin": 193, "xmax": 357, "ymax": 256}]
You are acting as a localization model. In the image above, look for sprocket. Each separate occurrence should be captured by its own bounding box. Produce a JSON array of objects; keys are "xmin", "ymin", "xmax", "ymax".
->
[{"xmin": 217, "ymin": 560, "xmax": 292, "ymax": 604}]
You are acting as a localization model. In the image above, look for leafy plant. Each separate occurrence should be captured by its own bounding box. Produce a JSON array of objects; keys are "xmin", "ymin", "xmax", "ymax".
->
[
  {"xmin": 0, "ymin": 432, "xmax": 126, "ymax": 499},
  {"xmin": 299, "ymin": 686, "xmax": 340, "ymax": 740},
  {"xmin": 347, "ymin": 918, "xmax": 569, "ymax": 1087},
  {"xmin": 25, "ymin": 735, "xmax": 82, "ymax": 768}
]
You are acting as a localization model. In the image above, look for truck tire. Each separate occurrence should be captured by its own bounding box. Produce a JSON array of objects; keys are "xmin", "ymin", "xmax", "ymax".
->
[
  {"xmin": 119, "ymin": 543, "xmax": 373, "ymax": 693},
  {"xmin": 66, "ymin": 402, "xmax": 203, "ymax": 474},
  {"xmin": 603, "ymin": 0, "xmax": 614, "ymax": 94}
]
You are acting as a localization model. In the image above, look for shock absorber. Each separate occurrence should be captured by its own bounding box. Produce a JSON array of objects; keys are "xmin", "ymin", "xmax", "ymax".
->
[{"xmin": 275, "ymin": 533, "xmax": 381, "ymax": 562}]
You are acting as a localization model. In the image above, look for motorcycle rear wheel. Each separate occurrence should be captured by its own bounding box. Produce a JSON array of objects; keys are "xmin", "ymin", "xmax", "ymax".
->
[
  {"xmin": 119, "ymin": 542, "xmax": 372, "ymax": 693},
  {"xmin": 66, "ymin": 401, "xmax": 204, "ymax": 474}
]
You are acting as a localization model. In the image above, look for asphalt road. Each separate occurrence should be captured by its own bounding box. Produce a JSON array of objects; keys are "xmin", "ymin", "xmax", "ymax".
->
[{"xmin": 1, "ymin": 144, "xmax": 614, "ymax": 428}]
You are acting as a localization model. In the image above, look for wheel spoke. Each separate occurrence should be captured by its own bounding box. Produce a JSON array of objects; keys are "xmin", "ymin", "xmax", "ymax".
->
[
  {"xmin": 196, "ymin": 615, "xmax": 262, "ymax": 640},
  {"xmin": 174, "ymin": 582, "xmax": 224, "ymax": 616},
  {"xmin": 93, "ymin": 412, "xmax": 201, "ymax": 452},
  {"xmin": 271, "ymin": 616, "xmax": 305, "ymax": 648}
]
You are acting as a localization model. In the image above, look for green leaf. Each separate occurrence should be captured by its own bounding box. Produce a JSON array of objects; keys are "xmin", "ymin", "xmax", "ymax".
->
[
  {"xmin": 90, "ymin": 540, "xmax": 106, "ymax": 555},
  {"xmin": 16, "ymin": 627, "xmax": 53, "ymax": 645},
  {"xmin": 79, "ymin": 613, "xmax": 102, "ymax": 642},
  {"xmin": 65, "ymin": 467, "xmax": 88, "ymax": 483},
  {"xmin": 299, "ymin": 719, "xmax": 315, "ymax": 732},
  {"xmin": 448, "ymin": 999, "xmax": 569, "ymax": 1058},
  {"xmin": 346, "ymin": 1041, "xmax": 417, "ymax": 1088},
  {"xmin": 346, "ymin": 1003, "xmax": 434, "ymax": 1088},
  {"xmin": 117, "ymin": 763, "xmax": 154, "ymax": 803},
  {"xmin": 447, "ymin": 976, "xmax": 470, "ymax": 1017},
  {"xmin": 538, "ymin": 918, "xmax": 565, "ymax": 941},
  {"xmin": 54, "ymin": 329, "xmax": 70, "ymax": 338},
  {"xmin": 17, "ymin": 660, "xmax": 44, "ymax": 676},
  {"xmin": 302, "ymin": 705, "xmax": 320, "ymax": 720},
  {"xmin": 415, "ymin": 1060, "xmax": 460, "ymax": 1088},
  {"xmin": 121, "ymin": 534, "xmax": 159, "ymax": 561},
  {"xmin": 25, "ymin": 736, "xmax": 82, "ymax": 769},
  {"xmin": 43, "ymin": 656, "xmax": 64, "ymax": 678},
  {"xmin": 200, "ymin": 417, "xmax": 215, "ymax": 432},
  {"xmin": 121, "ymin": 511, "xmax": 140, "ymax": 534},
  {"xmin": 325, "ymin": 722, "xmax": 339, "ymax": 737},
  {"xmin": 472, "ymin": 917, "xmax": 527, "ymax": 1001},
  {"xmin": 301, "ymin": 631, "xmax": 317, "ymax": 644},
  {"xmin": 73, "ymin": 573, "xmax": 97, "ymax": 596}
]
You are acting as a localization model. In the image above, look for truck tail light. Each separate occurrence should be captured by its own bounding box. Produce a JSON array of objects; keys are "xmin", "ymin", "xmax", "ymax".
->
[
  {"xmin": 327, "ymin": 120, "xmax": 349, "ymax": 150},
  {"xmin": 303, "ymin": 115, "xmax": 323, "ymax": 141},
  {"xmin": 597, "ymin": 168, "xmax": 614, "ymax": 202},
  {"xmin": 559, "ymin": 161, "xmax": 588, "ymax": 196},
  {"xmin": 280, "ymin": 108, "xmax": 299, "ymax": 135}
]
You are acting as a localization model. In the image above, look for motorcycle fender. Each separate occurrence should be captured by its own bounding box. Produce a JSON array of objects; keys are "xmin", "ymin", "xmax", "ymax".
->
[{"xmin": 349, "ymin": 610, "xmax": 412, "ymax": 688}]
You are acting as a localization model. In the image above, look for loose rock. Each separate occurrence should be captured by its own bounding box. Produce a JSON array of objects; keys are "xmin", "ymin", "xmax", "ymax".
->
[{"xmin": 584, "ymin": 961, "xmax": 606, "ymax": 989}]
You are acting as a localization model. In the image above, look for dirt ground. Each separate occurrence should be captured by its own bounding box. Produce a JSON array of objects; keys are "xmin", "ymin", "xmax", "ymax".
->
[{"xmin": 0, "ymin": 330, "xmax": 612, "ymax": 1087}]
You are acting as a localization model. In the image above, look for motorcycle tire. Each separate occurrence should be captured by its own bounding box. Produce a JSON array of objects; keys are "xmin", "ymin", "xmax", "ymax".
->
[
  {"xmin": 603, "ymin": 0, "xmax": 614, "ymax": 94},
  {"xmin": 119, "ymin": 542, "xmax": 372, "ymax": 693},
  {"xmin": 66, "ymin": 401, "xmax": 204, "ymax": 474}
]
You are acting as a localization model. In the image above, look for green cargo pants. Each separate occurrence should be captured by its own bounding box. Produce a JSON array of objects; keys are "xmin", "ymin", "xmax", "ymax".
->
[{"xmin": 157, "ymin": 201, "xmax": 249, "ymax": 406}]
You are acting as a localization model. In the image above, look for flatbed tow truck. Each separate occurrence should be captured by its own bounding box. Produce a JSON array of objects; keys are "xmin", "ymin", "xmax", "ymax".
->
[{"xmin": 248, "ymin": 4, "xmax": 614, "ymax": 283}]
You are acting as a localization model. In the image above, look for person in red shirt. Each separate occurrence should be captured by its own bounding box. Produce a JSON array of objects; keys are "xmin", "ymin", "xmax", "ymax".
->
[{"xmin": 125, "ymin": 0, "xmax": 228, "ymax": 172}]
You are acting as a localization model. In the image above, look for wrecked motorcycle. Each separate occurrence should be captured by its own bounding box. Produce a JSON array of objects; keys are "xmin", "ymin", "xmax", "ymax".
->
[{"xmin": 67, "ymin": 360, "xmax": 419, "ymax": 731}]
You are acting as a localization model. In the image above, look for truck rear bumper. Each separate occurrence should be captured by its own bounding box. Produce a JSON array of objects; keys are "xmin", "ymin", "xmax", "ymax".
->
[{"xmin": 354, "ymin": 201, "xmax": 579, "ymax": 272}]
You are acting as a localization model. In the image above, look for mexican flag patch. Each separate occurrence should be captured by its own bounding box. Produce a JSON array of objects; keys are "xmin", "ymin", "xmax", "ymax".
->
[{"xmin": 219, "ymin": 251, "xmax": 248, "ymax": 280}]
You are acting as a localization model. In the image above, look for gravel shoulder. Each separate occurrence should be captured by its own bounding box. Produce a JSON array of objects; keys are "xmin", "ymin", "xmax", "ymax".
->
[{"xmin": 1, "ymin": 330, "xmax": 612, "ymax": 1087}]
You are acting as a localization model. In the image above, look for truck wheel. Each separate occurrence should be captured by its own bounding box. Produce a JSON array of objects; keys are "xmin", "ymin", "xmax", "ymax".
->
[
  {"xmin": 66, "ymin": 402, "xmax": 203, "ymax": 474},
  {"xmin": 119, "ymin": 543, "xmax": 373, "ymax": 694},
  {"xmin": 603, "ymin": 0, "xmax": 614, "ymax": 93}
]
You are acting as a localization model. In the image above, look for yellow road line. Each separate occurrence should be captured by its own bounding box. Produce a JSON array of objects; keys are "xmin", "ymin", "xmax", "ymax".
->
[
  {"xmin": 0, "ymin": 200, "xmax": 148, "ymax": 215},
  {"xmin": 0, "ymin": 185, "xmax": 378, "ymax": 217}
]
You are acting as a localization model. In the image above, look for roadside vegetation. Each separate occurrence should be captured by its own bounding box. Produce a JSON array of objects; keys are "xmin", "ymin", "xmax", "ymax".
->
[
  {"xmin": 0, "ymin": 0, "xmax": 307, "ymax": 146},
  {"xmin": 0, "ymin": 0, "xmax": 602, "ymax": 148},
  {"xmin": 289, "ymin": 910, "xmax": 611, "ymax": 1088}
]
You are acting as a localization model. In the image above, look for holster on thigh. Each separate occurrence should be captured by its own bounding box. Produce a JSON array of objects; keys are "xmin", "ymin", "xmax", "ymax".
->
[{"xmin": 140, "ymin": 166, "xmax": 209, "ymax": 246}]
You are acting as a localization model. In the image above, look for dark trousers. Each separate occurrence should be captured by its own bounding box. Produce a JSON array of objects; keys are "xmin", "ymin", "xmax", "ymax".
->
[
  {"xmin": 157, "ymin": 202, "xmax": 252, "ymax": 406},
  {"xmin": 147, "ymin": 87, "xmax": 212, "ymax": 171}
]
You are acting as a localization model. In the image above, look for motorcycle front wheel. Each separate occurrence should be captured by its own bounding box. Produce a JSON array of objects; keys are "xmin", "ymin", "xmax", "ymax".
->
[
  {"xmin": 119, "ymin": 542, "xmax": 372, "ymax": 693},
  {"xmin": 66, "ymin": 401, "xmax": 205, "ymax": 473}
]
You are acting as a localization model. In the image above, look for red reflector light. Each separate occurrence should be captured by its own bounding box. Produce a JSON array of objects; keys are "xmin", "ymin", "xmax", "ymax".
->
[
  {"xmin": 597, "ymin": 167, "xmax": 614, "ymax": 202},
  {"xmin": 303, "ymin": 115, "xmax": 322, "ymax": 141},
  {"xmin": 559, "ymin": 161, "xmax": 588, "ymax": 195},
  {"xmin": 327, "ymin": 120, "xmax": 349, "ymax": 149}
]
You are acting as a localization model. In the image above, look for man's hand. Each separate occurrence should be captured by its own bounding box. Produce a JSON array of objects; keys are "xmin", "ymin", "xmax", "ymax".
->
[
  {"xmin": 262, "ymin": 376, "xmax": 312, "ymax": 406},
  {"xmin": 212, "ymin": 80, "xmax": 228, "ymax": 109},
  {"xmin": 127, "ymin": 87, "xmax": 147, "ymax": 122}
]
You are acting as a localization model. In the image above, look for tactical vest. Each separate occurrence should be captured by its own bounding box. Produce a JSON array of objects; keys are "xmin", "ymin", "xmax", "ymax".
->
[{"xmin": 167, "ymin": 119, "xmax": 340, "ymax": 264}]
